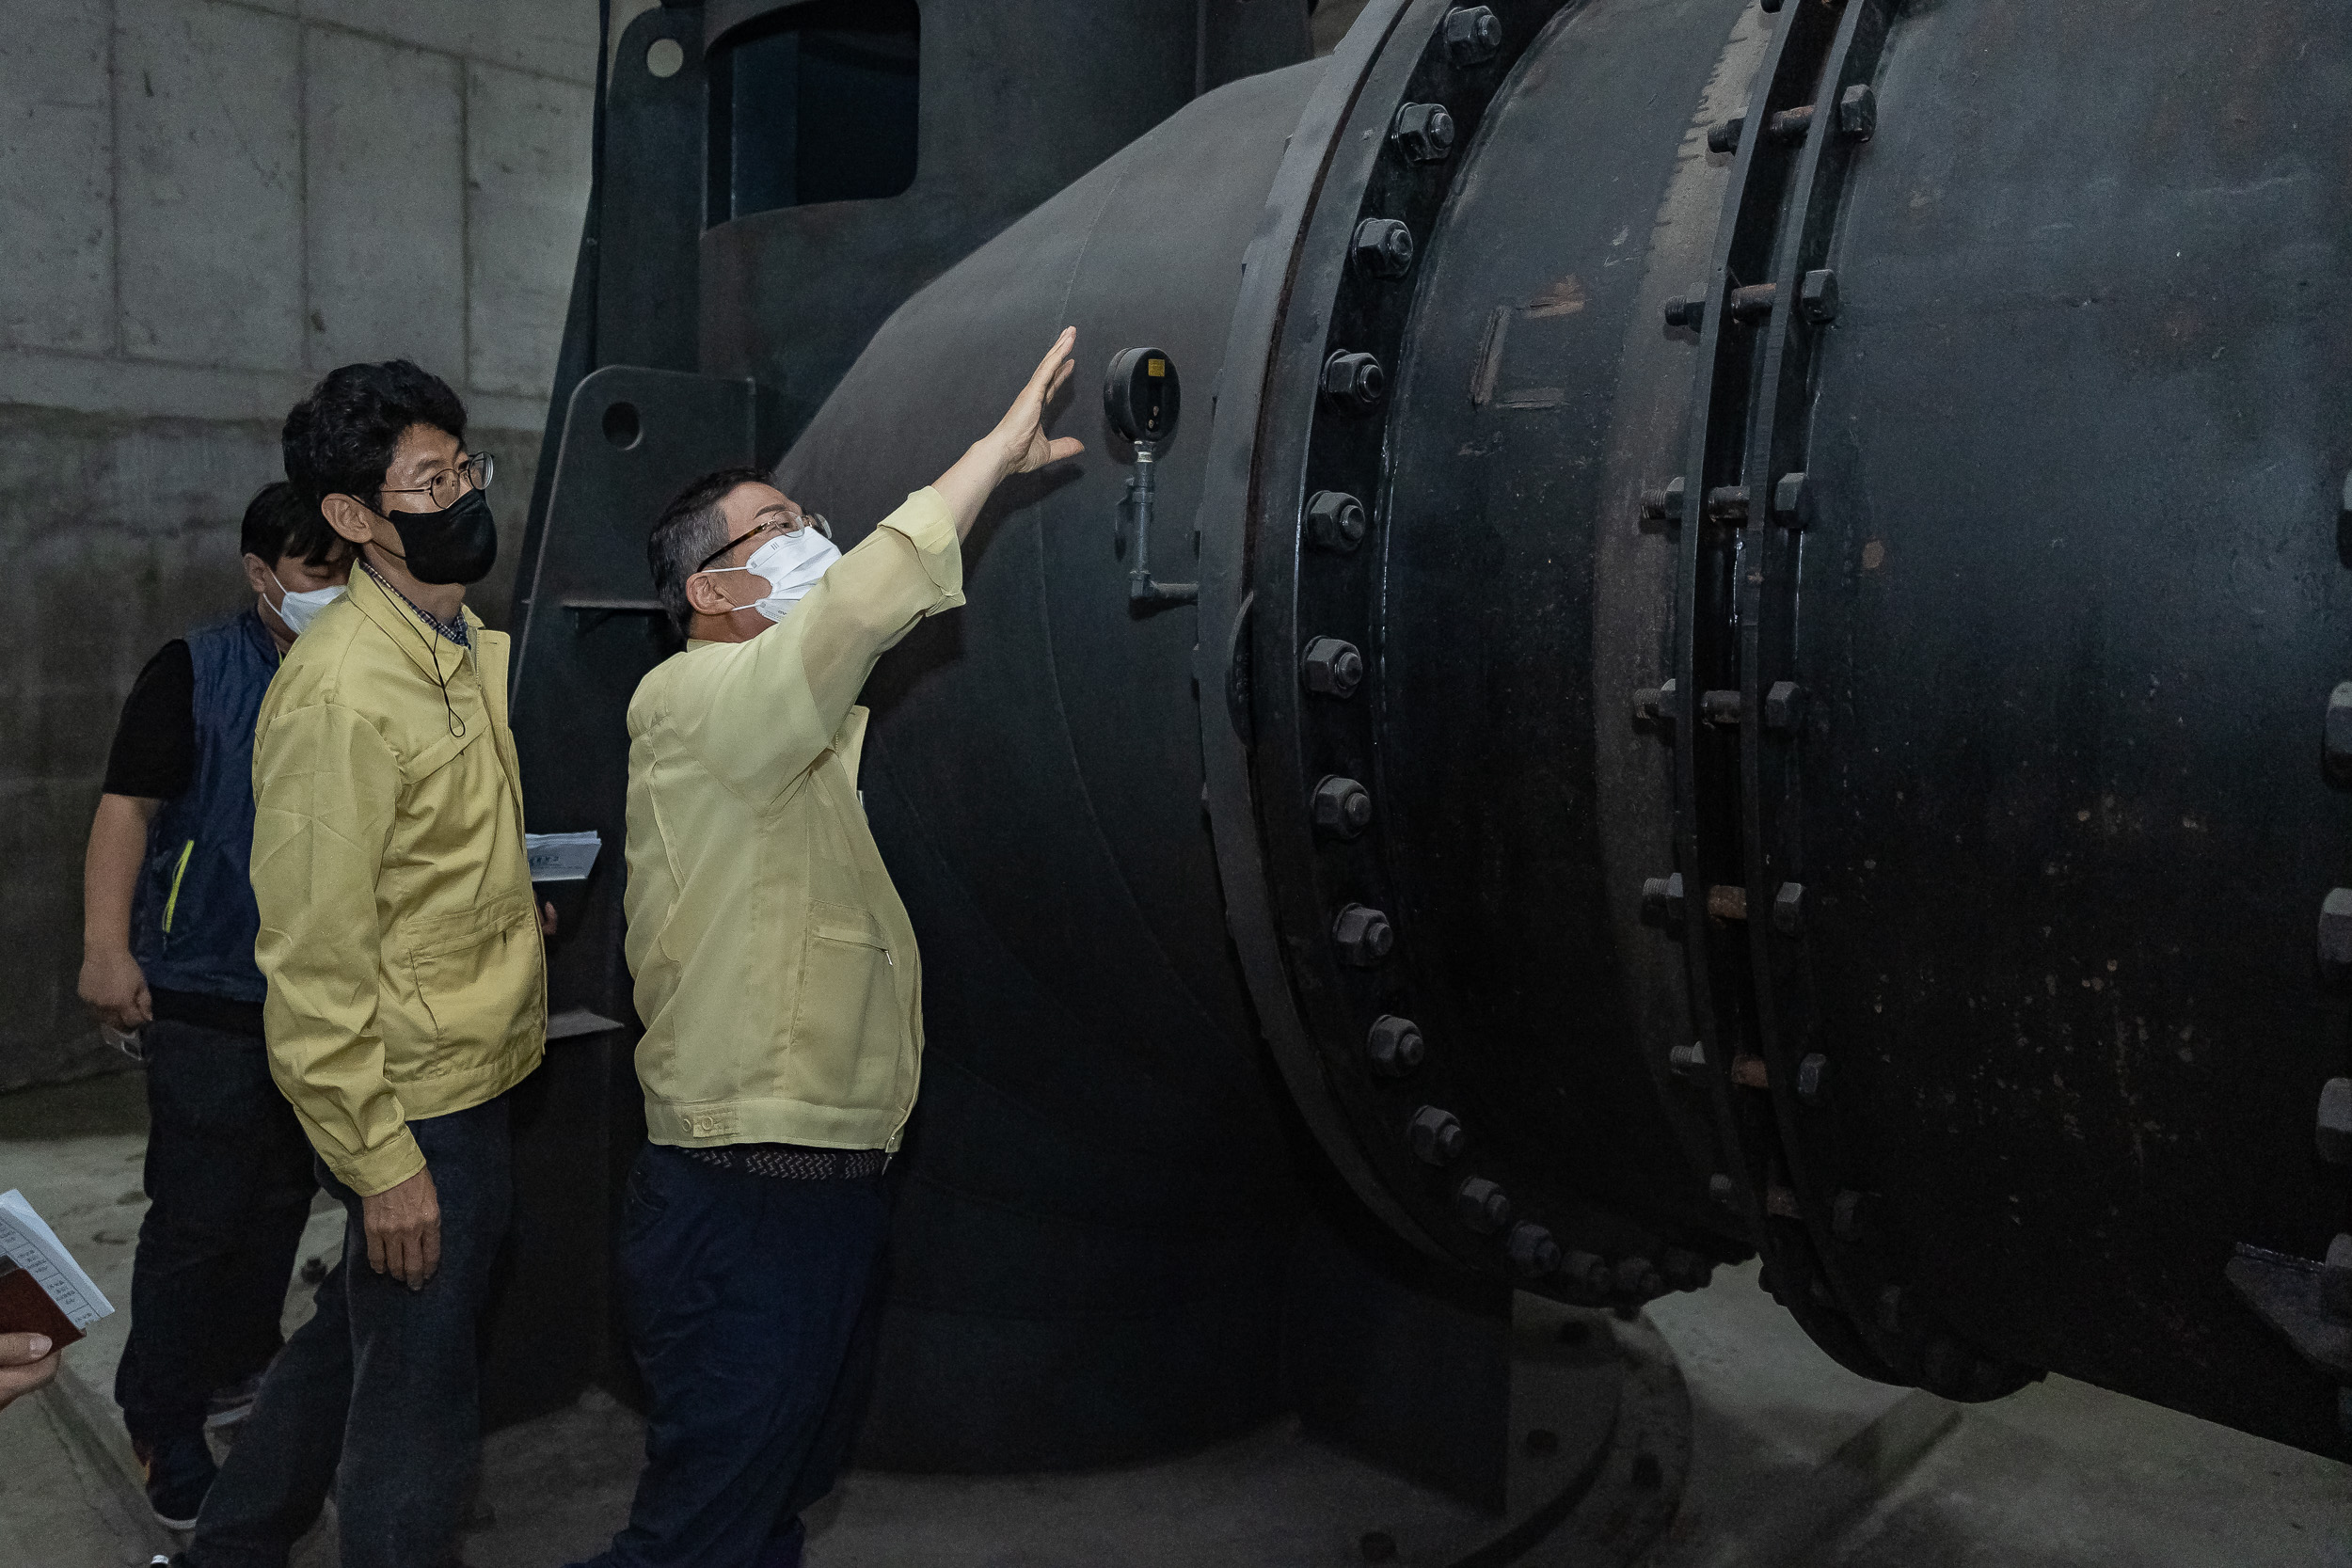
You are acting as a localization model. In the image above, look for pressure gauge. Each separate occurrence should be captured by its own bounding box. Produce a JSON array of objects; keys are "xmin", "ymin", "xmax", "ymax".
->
[{"xmin": 1104, "ymin": 347, "xmax": 1181, "ymax": 447}]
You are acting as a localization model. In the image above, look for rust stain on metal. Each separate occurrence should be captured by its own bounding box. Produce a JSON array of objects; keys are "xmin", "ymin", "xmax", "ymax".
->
[
  {"xmin": 1708, "ymin": 884, "xmax": 1749, "ymax": 921},
  {"xmin": 1524, "ymin": 273, "xmax": 1588, "ymax": 317},
  {"xmin": 1731, "ymin": 1053, "xmax": 1771, "ymax": 1088}
]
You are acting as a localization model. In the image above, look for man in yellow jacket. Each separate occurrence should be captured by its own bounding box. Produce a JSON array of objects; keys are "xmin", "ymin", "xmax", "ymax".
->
[
  {"xmin": 174, "ymin": 360, "xmax": 547, "ymax": 1568},
  {"xmin": 568, "ymin": 329, "xmax": 1083, "ymax": 1568}
]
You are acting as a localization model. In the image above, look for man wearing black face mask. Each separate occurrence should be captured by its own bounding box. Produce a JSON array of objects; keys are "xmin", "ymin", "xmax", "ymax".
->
[{"xmin": 169, "ymin": 361, "xmax": 548, "ymax": 1568}]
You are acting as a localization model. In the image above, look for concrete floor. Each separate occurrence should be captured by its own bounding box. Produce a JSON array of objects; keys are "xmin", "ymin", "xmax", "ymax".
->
[{"xmin": 2, "ymin": 1069, "xmax": 2346, "ymax": 1568}]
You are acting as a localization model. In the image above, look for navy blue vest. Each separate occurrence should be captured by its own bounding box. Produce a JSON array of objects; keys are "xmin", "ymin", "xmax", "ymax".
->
[{"xmin": 129, "ymin": 610, "xmax": 280, "ymax": 1004}]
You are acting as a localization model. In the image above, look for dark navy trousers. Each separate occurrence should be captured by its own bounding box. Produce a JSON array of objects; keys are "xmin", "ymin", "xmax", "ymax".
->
[
  {"xmin": 569, "ymin": 1143, "xmax": 889, "ymax": 1568},
  {"xmin": 116, "ymin": 1019, "xmax": 317, "ymax": 1448},
  {"xmin": 179, "ymin": 1092, "xmax": 515, "ymax": 1568}
]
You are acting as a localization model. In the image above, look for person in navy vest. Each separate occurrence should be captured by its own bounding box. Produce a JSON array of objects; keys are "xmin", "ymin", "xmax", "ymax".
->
[{"xmin": 77, "ymin": 481, "xmax": 352, "ymax": 1530}]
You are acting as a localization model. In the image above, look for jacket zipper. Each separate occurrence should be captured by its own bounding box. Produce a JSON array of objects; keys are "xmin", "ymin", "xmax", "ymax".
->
[{"xmin": 161, "ymin": 839, "xmax": 195, "ymax": 933}]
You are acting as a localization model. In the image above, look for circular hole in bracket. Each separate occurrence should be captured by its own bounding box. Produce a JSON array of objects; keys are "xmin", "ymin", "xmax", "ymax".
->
[
  {"xmin": 602, "ymin": 401, "xmax": 643, "ymax": 449},
  {"xmin": 645, "ymin": 38, "xmax": 684, "ymax": 79}
]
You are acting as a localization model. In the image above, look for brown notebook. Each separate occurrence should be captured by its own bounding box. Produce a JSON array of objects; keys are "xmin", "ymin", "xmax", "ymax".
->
[{"xmin": 0, "ymin": 1255, "xmax": 84, "ymax": 1349}]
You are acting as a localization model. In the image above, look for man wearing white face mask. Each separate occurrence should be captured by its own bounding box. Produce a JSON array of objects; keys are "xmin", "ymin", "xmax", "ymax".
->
[
  {"xmin": 78, "ymin": 480, "xmax": 348, "ymax": 1529},
  {"xmin": 576, "ymin": 328, "xmax": 1085, "ymax": 1568}
]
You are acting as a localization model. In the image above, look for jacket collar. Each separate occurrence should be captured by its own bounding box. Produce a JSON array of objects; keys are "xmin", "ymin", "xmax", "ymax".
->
[{"xmin": 348, "ymin": 562, "xmax": 485, "ymax": 688}]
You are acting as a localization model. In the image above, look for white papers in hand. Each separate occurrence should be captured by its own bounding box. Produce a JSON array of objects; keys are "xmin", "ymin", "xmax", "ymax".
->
[
  {"xmin": 0, "ymin": 1189, "xmax": 114, "ymax": 1328},
  {"xmin": 525, "ymin": 831, "xmax": 602, "ymax": 882}
]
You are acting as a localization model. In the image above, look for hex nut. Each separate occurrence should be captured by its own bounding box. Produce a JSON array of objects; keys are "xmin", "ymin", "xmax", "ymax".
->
[
  {"xmin": 1507, "ymin": 1222, "xmax": 1562, "ymax": 1277},
  {"xmin": 2327, "ymin": 684, "xmax": 2352, "ymax": 781},
  {"xmin": 1455, "ymin": 1177, "xmax": 1511, "ymax": 1233},
  {"xmin": 1441, "ymin": 5, "xmax": 1502, "ymax": 65},
  {"xmin": 2319, "ymin": 889, "xmax": 2352, "ymax": 974},
  {"xmin": 1408, "ymin": 1104, "xmax": 1467, "ymax": 1164},
  {"xmin": 1333, "ymin": 903, "xmax": 1394, "ymax": 966},
  {"xmin": 2321, "ymin": 1233, "xmax": 2352, "ymax": 1324},
  {"xmin": 1391, "ymin": 102, "xmax": 1457, "ymax": 163},
  {"xmin": 1561, "ymin": 1249, "xmax": 1612, "ymax": 1291},
  {"xmin": 1641, "ymin": 872, "xmax": 1687, "ymax": 929},
  {"xmin": 1307, "ymin": 489, "xmax": 1369, "ymax": 552},
  {"xmin": 1772, "ymin": 881, "xmax": 1806, "ymax": 936},
  {"xmin": 1772, "ymin": 470, "xmax": 1812, "ymax": 529},
  {"xmin": 1801, "ymin": 268, "xmax": 1840, "ymax": 325},
  {"xmin": 1322, "ymin": 350, "xmax": 1388, "ymax": 414},
  {"xmin": 1365, "ymin": 1014, "xmax": 1425, "ymax": 1077},
  {"xmin": 2319, "ymin": 1077, "xmax": 2352, "ymax": 1165},
  {"xmin": 1764, "ymin": 680, "xmax": 1806, "ymax": 733},
  {"xmin": 1312, "ymin": 775, "xmax": 1375, "ymax": 839},
  {"xmin": 1614, "ymin": 1256, "xmax": 1663, "ymax": 1297},
  {"xmin": 1351, "ymin": 216, "xmax": 1416, "ymax": 280},
  {"xmin": 1300, "ymin": 636, "xmax": 1365, "ymax": 698},
  {"xmin": 1837, "ymin": 83, "xmax": 1878, "ymax": 140},
  {"xmin": 1707, "ymin": 116, "xmax": 1744, "ymax": 154},
  {"xmin": 1796, "ymin": 1052, "xmax": 1828, "ymax": 1105}
]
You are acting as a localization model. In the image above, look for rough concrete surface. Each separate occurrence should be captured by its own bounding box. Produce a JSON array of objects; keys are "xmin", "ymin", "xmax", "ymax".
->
[{"xmin": 2, "ymin": 1073, "xmax": 2347, "ymax": 1567}]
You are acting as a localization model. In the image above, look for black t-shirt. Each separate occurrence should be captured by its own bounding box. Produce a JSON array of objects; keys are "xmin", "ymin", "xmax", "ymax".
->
[{"xmin": 103, "ymin": 640, "xmax": 198, "ymax": 799}]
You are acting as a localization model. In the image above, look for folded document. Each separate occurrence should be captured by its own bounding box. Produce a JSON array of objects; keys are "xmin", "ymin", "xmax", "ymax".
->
[
  {"xmin": 525, "ymin": 831, "xmax": 603, "ymax": 882},
  {"xmin": 0, "ymin": 1188, "xmax": 114, "ymax": 1349}
]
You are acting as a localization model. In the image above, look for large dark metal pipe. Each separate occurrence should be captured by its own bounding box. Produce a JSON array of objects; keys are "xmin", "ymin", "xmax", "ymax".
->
[{"xmin": 519, "ymin": 0, "xmax": 2352, "ymax": 1467}]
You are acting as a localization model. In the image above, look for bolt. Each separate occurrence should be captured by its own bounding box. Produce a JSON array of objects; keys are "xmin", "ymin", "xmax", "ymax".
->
[
  {"xmin": 2320, "ymin": 1077, "xmax": 2352, "ymax": 1165},
  {"xmin": 2327, "ymin": 684, "xmax": 2352, "ymax": 781},
  {"xmin": 1728, "ymin": 282, "xmax": 1777, "ymax": 322},
  {"xmin": 1707, "ymin": 116, "xmax": 1744, "ymax": 154},
  {"xmin": 1312, "ymin": 775, "xmax": 1375, "ymax": 839},
  {"xmin": 1796, "ymin": 1052, "xmax": 1828, "ymax": 1105},
  {"xmin": 1640, "ymin": 475, "xmax": 1689, "ymax": 523},
  {"xmin": 1772, "ymin": 470, "xmax": 1812, "ymax": 529},
  {"xmin": 1507, "ymin": 1222, "xmax": 1562, "ymax": 1276},
  {"xmin": 1764, "ymin": 679, "xmax": 1806, "ymax": 732},
  {"xmin": 1408, "ymin": 1104, "xmax": 1467, "ymax": 1164},
  {"xmin": 1366, "ymin": 1014, "xmax": 1425, "ymax": 1076},
  {"xmin": 1640, "ymin": 872, "xmax": 1686, "ymax": 930},
  {"xmin": 1669, "ymin": 1040, "xmax": 1707, "ymax": 1076},
  {"xmin": 1441, "ymin": 5, "xmax": 1503, "ymax": 65},
  {"xmin": 1615, "ymin": 1256, "xmax": 1664, "ymax": 1297},
  {"xmin": 1307, "ymin": 489, "xmax": 1369, "ymax": 552},
  {"xmin": 1300, "ymin": 636, "xmax": 1365, "ymax": 697},
  {"xmin": 2320, "ymin": 889, "xmax": 2352, "ymax": 975},
  {"xmin": 1833, "ymin": 1189, "xmax": 1867, "ymax": 1243},
  {"xmin": 1391, "ymin": 102, "xmax": 1456, "ymax": 163},
  {"xmin": 2324, "ymin": 1234, "xmax": 2352, "ymax": 1324},
  {"xmin": 1772, "ymin": 881, "xmax": 1806, "ymax": 936},
  {"xmin": 1700, "ymin": 689, "xmax": 1743, "ymax": 725},
  {"xmin": 1766, "ymin": 105, "xmax": 1814, "ymax": 145},
  {"xmin": 1838, "ymin": 83, "xmax": 1878, "ymax": 140},
  {"xmin": 1708, "ymin": 1173, "xmax": 1737, "ymax": 1209},
  {"xmin": 1351, "ymin": 216, "xmax": 1415, "ymax": 280},
  {"xmin": 1455, "ymin": 1177, "xmax": 1511, "ymax": 1233},
  {"xmin": 1707, "ymin": 484, "xmax": 1752, "ymax": 522},
  {"xmin": 1560, "ymin": 1249, "xmax": 1612, "ymax": 1291},
  {"xmin": 1663, "ymin": 292, "xmax": 1707, "ymax": 330},
  {"xmin": 1333, "ymin": 903, "xmax": 1394, "ymax": 966},
  {"xmin": 1632, "ymin": 679, "xmax": 1677, "ymax": 729},
  {"xmin": 1801, "ymin": 268, "xmax": 1840, "ymax": 324},
  {"xmin": 1322, "ymin": 350, "xmax": 1387, "ymax": 414}
]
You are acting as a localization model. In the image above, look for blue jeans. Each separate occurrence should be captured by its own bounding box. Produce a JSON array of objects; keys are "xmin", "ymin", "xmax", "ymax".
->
[
  {"xmin": 115, "ymin": 1019, "xmax": 317, "ymax": 1448},
  {"xmin": 178, "ymin": 1091, "xmax": 516, "ymax": 1568},
  {"xmin": 569, "ymin": 1143, "xmax": 889, "ymax": 1568}
]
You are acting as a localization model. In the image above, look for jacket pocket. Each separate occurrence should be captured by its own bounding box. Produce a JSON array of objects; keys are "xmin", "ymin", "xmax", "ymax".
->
[
  {"xmin": 783, "ymin": 900, "xmax": 905, "ymax": 1113},
  {"xmin": 400, "ymin": 895, "xmax": 537, "ymax": 1065}
]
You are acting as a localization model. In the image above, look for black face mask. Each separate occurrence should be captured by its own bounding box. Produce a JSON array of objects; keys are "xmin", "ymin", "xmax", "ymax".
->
[{"xmin": 378, "ymin": 487, "xmax": 498, "ymax": 585}]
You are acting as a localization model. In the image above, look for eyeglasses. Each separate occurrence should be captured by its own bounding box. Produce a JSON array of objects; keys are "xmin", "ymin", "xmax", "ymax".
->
[
  {"xmin": 380, "ymin": 452, "xmax": 495, "ymax": 513},
  {"xmin": 691, "ymin": 508, "xmax": 829, "ymax": 575}
]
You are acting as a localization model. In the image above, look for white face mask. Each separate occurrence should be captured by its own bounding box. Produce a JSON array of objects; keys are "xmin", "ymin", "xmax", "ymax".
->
[
  {"xmin": 269, "ymin": 572, "xmax": 348, "ymax": 636},
  {"xmin": 705, "ymin": 521, "xmax": 840, "ymax": 623}
]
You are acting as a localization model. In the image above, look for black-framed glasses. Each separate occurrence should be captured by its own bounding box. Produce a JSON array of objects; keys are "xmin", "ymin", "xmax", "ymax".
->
[
  {"xmin": 381, "ymin": 451, "xmax": 495, "ymax": 512},
  {"xmin": 691, "ymin": 509, "xmax": 828, "ymax": 575}
]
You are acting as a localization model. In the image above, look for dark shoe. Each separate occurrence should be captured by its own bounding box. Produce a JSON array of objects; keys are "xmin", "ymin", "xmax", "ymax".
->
[
  {"xmin": 204, "ymin": 1367, "xmax": 268, "ymax": 1430},
  {"xmin": 132, "ymin": 1431, "xmax": 216, "ymax": 1531}
]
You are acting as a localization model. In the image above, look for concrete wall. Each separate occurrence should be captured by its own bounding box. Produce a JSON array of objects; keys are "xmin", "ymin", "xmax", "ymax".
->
[{"xmin": 0, "ymin": 0, "xmax": 596, "ymax": 1089}]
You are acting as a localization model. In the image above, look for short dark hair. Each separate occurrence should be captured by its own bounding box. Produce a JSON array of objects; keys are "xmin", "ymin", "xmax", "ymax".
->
[
  {"xmin": 647, "ymin": 466, "xmax": 773, "ymax": 639},
  {"xmin": 282, "ymin": 360, "xmax": 468, "ymax": 512},
  {"xmin": 239, "ymin": 481, "xmax": 346, "ymax": 568}
]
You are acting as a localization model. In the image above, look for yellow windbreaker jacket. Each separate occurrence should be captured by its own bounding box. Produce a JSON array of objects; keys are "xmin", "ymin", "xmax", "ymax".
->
[
  {"xmin": 623, "ymin": 488, "xmax": 963, "ymax": 1150},
  {"xmin": 249, "ymin": 568, "xmax": 547, "ymax": 1196}
]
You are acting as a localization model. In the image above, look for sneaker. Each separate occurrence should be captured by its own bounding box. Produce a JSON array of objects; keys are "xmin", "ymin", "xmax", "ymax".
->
[
  {"xmin": 204, "ymin": 1369, "xmax": 267, "ymax": 1430},
  {"xmin": 132, "ymin": 1431, "xmax": 216, "ymax": 1531}
]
